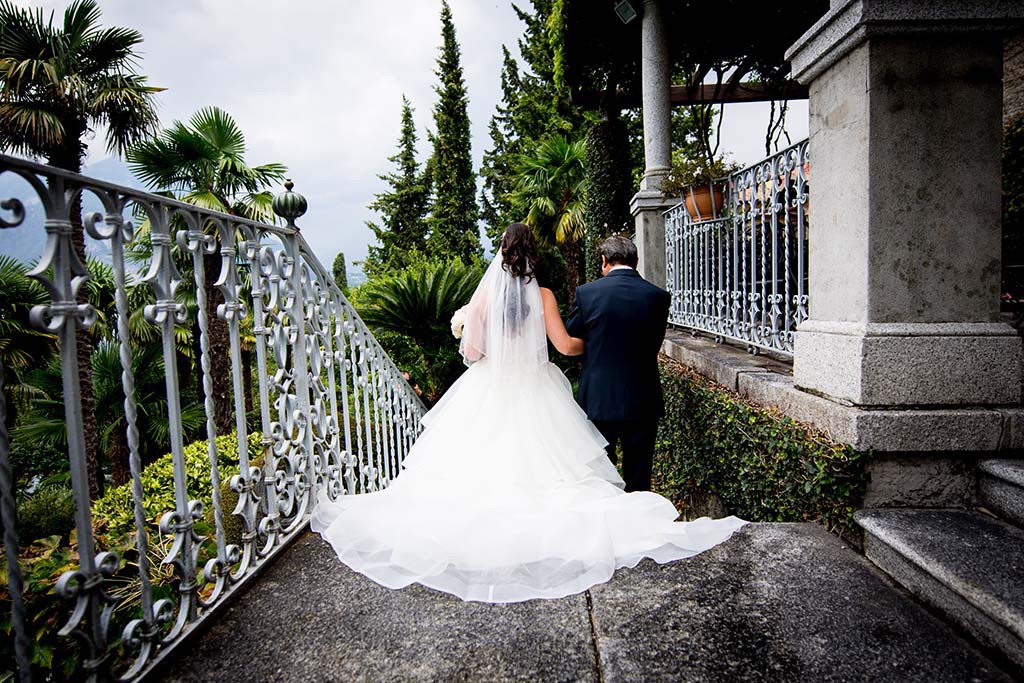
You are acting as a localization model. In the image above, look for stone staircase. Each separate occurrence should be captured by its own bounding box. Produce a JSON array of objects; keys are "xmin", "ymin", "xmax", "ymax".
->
[{"xmin": 857, "ymin": 458, "xmax": 1024, "ymax": 677}]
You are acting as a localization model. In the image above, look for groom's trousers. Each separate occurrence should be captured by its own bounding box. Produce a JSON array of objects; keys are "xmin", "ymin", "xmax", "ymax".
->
[{"xmin": 592, "ymin": 419, "xmax": 658, "ymax": 493}]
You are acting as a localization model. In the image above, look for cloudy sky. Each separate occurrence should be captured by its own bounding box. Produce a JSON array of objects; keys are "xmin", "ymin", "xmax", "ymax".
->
[{"xmin": 13, "ymin": 0, "xmax": 807, "ymax": 272}]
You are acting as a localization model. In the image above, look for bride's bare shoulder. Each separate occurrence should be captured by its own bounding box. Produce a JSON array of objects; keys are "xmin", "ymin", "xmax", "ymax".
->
[{"xmin": 538, "ymin": 286, "xmax": 557, "ymax": 303}]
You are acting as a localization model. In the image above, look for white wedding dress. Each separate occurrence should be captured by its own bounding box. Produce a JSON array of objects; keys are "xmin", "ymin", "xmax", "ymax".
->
[{"xmin": 311, "ymin": 257, "xmax": 746, "ymax": 603}]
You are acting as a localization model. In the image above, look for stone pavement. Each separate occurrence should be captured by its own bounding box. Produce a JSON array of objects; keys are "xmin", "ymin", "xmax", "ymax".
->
[{"xmin": 157, "ymin": 524, "xmax": 1010, "ymax": 682}]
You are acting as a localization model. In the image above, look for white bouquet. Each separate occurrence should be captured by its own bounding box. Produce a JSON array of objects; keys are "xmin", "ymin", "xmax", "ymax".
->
[{"xmin": 450, "ymin": 305, "xmax": 469, "ymax": 339}]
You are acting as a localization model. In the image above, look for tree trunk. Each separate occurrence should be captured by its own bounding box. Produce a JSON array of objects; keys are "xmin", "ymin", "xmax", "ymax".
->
[
  {"xmin": 561, "ymin": 241, "xmax": 581, "ymax": 306},
  {"xmin": 109, "ymin": 420, "xmax": 131, "ymax": 487},
  {"xmin": 242, "ymin": 348, "xmax": 254, "ymax": 415},
  {"xmin": 203, "ymin": 250, "xmax": 234, "ymax": 436},
  {"xmin": 50, "ymin": 139, "xmax": 103, "ymax": 501}
]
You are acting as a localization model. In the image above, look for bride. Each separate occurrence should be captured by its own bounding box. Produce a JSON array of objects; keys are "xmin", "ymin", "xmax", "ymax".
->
[{"xmin": 311, "ymin": 224, "xmax": 745, "ymax": 603}]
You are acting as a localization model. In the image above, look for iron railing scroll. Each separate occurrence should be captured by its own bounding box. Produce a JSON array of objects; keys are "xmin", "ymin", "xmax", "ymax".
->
[
  {"xmin": 665, "ymin": 139, "xmax": 810, "ymax": 356},
  {"xmin": 0, "ymin": 154, "xmax": 426, "ymax": 681}
]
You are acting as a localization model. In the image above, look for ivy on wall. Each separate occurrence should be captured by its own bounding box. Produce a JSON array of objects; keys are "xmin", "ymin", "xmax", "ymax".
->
[{"xmin": 654, "ymin": 358, "xmax": 870, "ymax": 540}]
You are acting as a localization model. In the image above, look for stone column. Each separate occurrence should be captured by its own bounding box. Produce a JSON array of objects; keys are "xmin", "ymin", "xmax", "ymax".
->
[
  {"xmin": 786, "ymin": 1, "xmax": 1024, "ymax": 409},
  {"xmin": 632, "ymin": 0, "xmax": 673, "ymax": 287}
]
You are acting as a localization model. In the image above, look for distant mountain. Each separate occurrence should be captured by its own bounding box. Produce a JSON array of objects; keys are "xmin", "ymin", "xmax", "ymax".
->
[{"xmin": 0, "ymin": 157, "xmax": 144, "ymax": 266}]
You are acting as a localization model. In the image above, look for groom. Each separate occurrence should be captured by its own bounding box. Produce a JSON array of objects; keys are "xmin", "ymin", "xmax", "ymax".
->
[{"xmin": 567, "ymin": 236, "xmax": 671, "ymax": 492}]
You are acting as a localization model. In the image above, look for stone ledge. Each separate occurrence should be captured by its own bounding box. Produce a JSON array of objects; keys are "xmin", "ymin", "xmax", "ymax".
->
[
  {"xmin": 793, "ymin": 321, "xmax": 1023, "ymax": 406},
  {"xmin": 786, "ymin": 0, "xmax": 1024, "ymax": 83},
  {"xmin": 661, "ymin": 331, "xmax": 1024, "ymax": 454}
]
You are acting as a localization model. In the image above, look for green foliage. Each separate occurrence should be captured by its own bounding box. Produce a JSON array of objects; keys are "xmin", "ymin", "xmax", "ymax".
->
[
  {"xmin": 512, "ymin": 135, "xmax": 588, "ymax": 246},
  {"xmin": 332, "ymin": 251, "xmax": 349, "ymax": 293},
  {"xmin": 1, "ymin": 534, "xmax": 82, "ymax": 678},
  {"xmin": 358, "ymin": 259, "xmax": 484, "ymax": 401},
  {"xmin": 364, "ymin": 96, "xmax": 431, "ymax": 278},
  {"xmin": 2, "ymin": 431, "xmax": 261, "ymax": 679},
  {"xmin": 128, "ymin": 106, "xmax": 287, "ymax": 224},
  {"xmin": 480, "ymin": 1, "xmax": 587, "ymax": 251},
  {"xmin": 16, "ymin": 484, "xmax": 75, "ymax": 543},
  {"xmin": 9, "ymin": 439, "xmax": 66, "ymax": 490},
  {"xmin": 0, "ymin": 255, "xmax": 55, "ymax": 429},
  {"xmin": 0, "ymin": 0, "xmax": 162, "ymax": 163},
  {"xmin": 11, "ymin": 341, "xmax": 205, "ymax": 479},
  {"xmin": 511, "ymin": 134, "xmax": 587, "ymax": 295},
  {"xmin": 654, "ymin": 359, "xmax": 869, "ymax": 538},
  {"xmin": 479, "ymin": 47, "xmax": 526, "ymax": 247},
  {"xmin": 583, "ymin": 116, "xmax": 633, "ymax": 280},
  {"xmin": 92, "ymin": 431, "xmax": 263, "ymax": 539},
  {"xmin": 662, "ymin": 151, "xmax": 740, "ymax": 197},
  {"xmin": 427, "ymin": 1, "xmax": 480, "ymax": 264},
  {"xmin": 1004, "ymin": 116, "xmax": 1024, "ymax": 314}
]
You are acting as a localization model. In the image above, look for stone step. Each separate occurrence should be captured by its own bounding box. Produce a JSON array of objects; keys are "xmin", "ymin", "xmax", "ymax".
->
[
  {"xmin": 857, "ymin": 509, "xmax": 1024, "ymax": 677},
  {"xmin": 978, "ymin": 459, "xmax": 1024, "ymax": 528}
]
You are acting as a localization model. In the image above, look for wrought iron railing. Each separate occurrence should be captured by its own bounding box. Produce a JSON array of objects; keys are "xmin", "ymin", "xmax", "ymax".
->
[
  {"xmin": 0, "ymin": 153, "xmax": 425, "ymax": 681},
  {"xmin": 665, "ymin": 139, "xmax": 810, "ymax": 356}
]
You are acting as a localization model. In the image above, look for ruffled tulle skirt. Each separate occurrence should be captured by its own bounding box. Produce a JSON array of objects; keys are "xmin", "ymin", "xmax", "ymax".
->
[{"xmin": 310, "ymin": 360, "xmax": 745, "ymax": 603}]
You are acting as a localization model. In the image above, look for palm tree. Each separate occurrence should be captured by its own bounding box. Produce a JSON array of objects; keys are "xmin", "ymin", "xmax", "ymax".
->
[
  {"xmin": 128, "ymin": 106, "xmax": 286, "ymax": 435},
  {"xmin": 510, "ymin": 135, "xmax": 587, "ymax": 298},
  {"xmin": 0, "ymin": 256, "xmax": 57, "ymax": 429},
  {"xmin": 12, "ymin": 341, "xmax": 204, "ymax": 486},
  {"xmin": 0, "ymin": 0, "xmax": 162, "ymax": 499}
]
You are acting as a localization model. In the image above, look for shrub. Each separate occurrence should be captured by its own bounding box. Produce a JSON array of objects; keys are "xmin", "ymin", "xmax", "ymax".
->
[
  {"xmin": 92, "ymin": 431, "xmax": 264, "ymax": 540},
  {"xmin": 15, "ymin": 485, "xmax": 75, "ymax": 543},
  {"xmin": 654, "ymin": 358, "xmax": 869, "ymax": 539}
]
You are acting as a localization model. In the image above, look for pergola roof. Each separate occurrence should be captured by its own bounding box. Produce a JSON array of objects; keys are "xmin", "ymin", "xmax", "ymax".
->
[{"xmin": 561, "ymin": 0, "xmax": 828, "ymax": 108}]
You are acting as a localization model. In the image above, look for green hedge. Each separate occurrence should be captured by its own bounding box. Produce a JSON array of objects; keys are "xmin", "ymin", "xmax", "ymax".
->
[
  {"xmin": 92, "ymin": 431, "xmax": 264, "ymax": 540},
  {"xmin": 654, "ymin": 358, "xmax": 869, "ymax": 538}
]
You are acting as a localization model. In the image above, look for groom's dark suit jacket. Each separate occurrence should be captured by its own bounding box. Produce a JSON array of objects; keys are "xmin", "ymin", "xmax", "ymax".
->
[{"xmin": 566, "ymin": 268, "xmax": 671, "ymax": 422}]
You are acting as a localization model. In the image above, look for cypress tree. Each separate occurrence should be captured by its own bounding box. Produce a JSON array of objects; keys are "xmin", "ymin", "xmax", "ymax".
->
[
  {"xmin": 480, "ymin": 47, "xmax": 525, "ymax": 246},
  {"xmin": 427, "ymin": 0, "xmax": 480, "ymax": 263},
  {"xmin": 332, "ymin": 251, "xmax": 349, "ymax": 293},
  {"xmin": 364, "ymin": 96, "xmax": 430, "ymax": 278},
  {"xmin": 480, "ymin": 1, "xmax": 586, "ymax": 254}
]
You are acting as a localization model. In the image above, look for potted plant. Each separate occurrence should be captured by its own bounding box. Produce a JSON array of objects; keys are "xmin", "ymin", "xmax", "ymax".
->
[{"xmin": 663, "ymin": 153, "xmax": 739, "ymax": 222}]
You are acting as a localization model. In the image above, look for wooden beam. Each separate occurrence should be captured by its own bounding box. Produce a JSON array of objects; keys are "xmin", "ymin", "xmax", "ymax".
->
[{"xmin": 570, "ymin": 81, "xmax": 809, "ymax": 109}]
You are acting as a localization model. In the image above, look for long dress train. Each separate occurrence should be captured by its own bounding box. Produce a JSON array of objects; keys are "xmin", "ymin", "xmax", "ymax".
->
[{"xmin": 311, "ymin": 258, "xmax": 745, "ymax": 603}]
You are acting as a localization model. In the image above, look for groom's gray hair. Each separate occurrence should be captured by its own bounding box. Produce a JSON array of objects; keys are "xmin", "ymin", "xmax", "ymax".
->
[{"xmin": 598, "ymin": 235, "xmax": 638, "ymax": 268}]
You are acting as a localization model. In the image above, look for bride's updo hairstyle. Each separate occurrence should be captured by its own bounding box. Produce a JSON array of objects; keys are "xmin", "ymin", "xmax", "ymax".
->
[{"xmin": 500, "ymin": 223, "xmax": 539, "ymax": 282}]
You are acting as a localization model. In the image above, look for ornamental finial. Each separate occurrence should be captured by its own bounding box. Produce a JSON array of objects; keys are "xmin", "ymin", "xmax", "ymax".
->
[{"xmin": 273, "ymin": 179, "xmax": 307, "ymax": 224}]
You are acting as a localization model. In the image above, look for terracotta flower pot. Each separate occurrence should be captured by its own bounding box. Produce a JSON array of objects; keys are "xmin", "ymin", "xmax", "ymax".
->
[{"xmin": 684, "ymin": 184, "xmax": 726, "ymax": 221}]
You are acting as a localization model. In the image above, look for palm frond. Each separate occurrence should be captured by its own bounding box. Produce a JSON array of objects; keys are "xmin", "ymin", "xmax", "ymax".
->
[{"xmin": 190, "ymin": 106, "xmax": 245, "ymax": 159}]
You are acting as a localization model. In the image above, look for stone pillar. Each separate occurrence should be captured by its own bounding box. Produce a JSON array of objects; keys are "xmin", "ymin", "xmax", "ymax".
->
[
  {"xmin": 632, "ymin": 0, "xmax": 673, "ymax": 287},
  {"xmin": 786, "ymin": 1, "xmax": 1024, "ymax": 409},
  {"xmin": 639, "ymin": 0, "xmax": 671, "ymax": 193}
]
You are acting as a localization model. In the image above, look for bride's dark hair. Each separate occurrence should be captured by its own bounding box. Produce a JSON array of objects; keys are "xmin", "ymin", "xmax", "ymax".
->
[{"xmin": 500, "ymin": 223, "xmax": 539, "ymax": 282}]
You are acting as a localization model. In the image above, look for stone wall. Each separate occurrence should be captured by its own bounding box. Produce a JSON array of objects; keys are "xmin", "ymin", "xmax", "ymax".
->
[{"xmin": 1007, "ymin": 31, "xmax": 1024, "ymax": 127}]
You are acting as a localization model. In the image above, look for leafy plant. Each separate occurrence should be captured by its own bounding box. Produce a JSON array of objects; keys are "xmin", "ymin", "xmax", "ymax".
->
[
  {"xmin": 11, "ymin": 341, "xmax": 205, "ymax": 486},
  {"xmin": 92, "ymin": 431, "xmax": 263, "ymax": 540},
  {"xmin": 654, "ymin": 358, "xmax": 869, "ymax": 540},
  {"xmin": 127, "ymin": 105, "xmax": 287, "ymax": 436},
  {"xmin": 0, "ymin": 0, "xmax": 164, "ymax": 501},
  {"xmin": 0, "ymin": 255, "xmax": 55, "ymax": 429},
  {"xmin": 511, "ymin": 134, "xmax": 587, "ymax": 295},
  {"xmin": 357, "ymin": 259, "xmax": 484, "ymax": 401},
  {"xmin": 662, "ymin": 151, "xmax": 740, "ymax": 197},
  {"xmin": 15, "ymin": 484, "xmax": 75, "ymax": 543}
]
